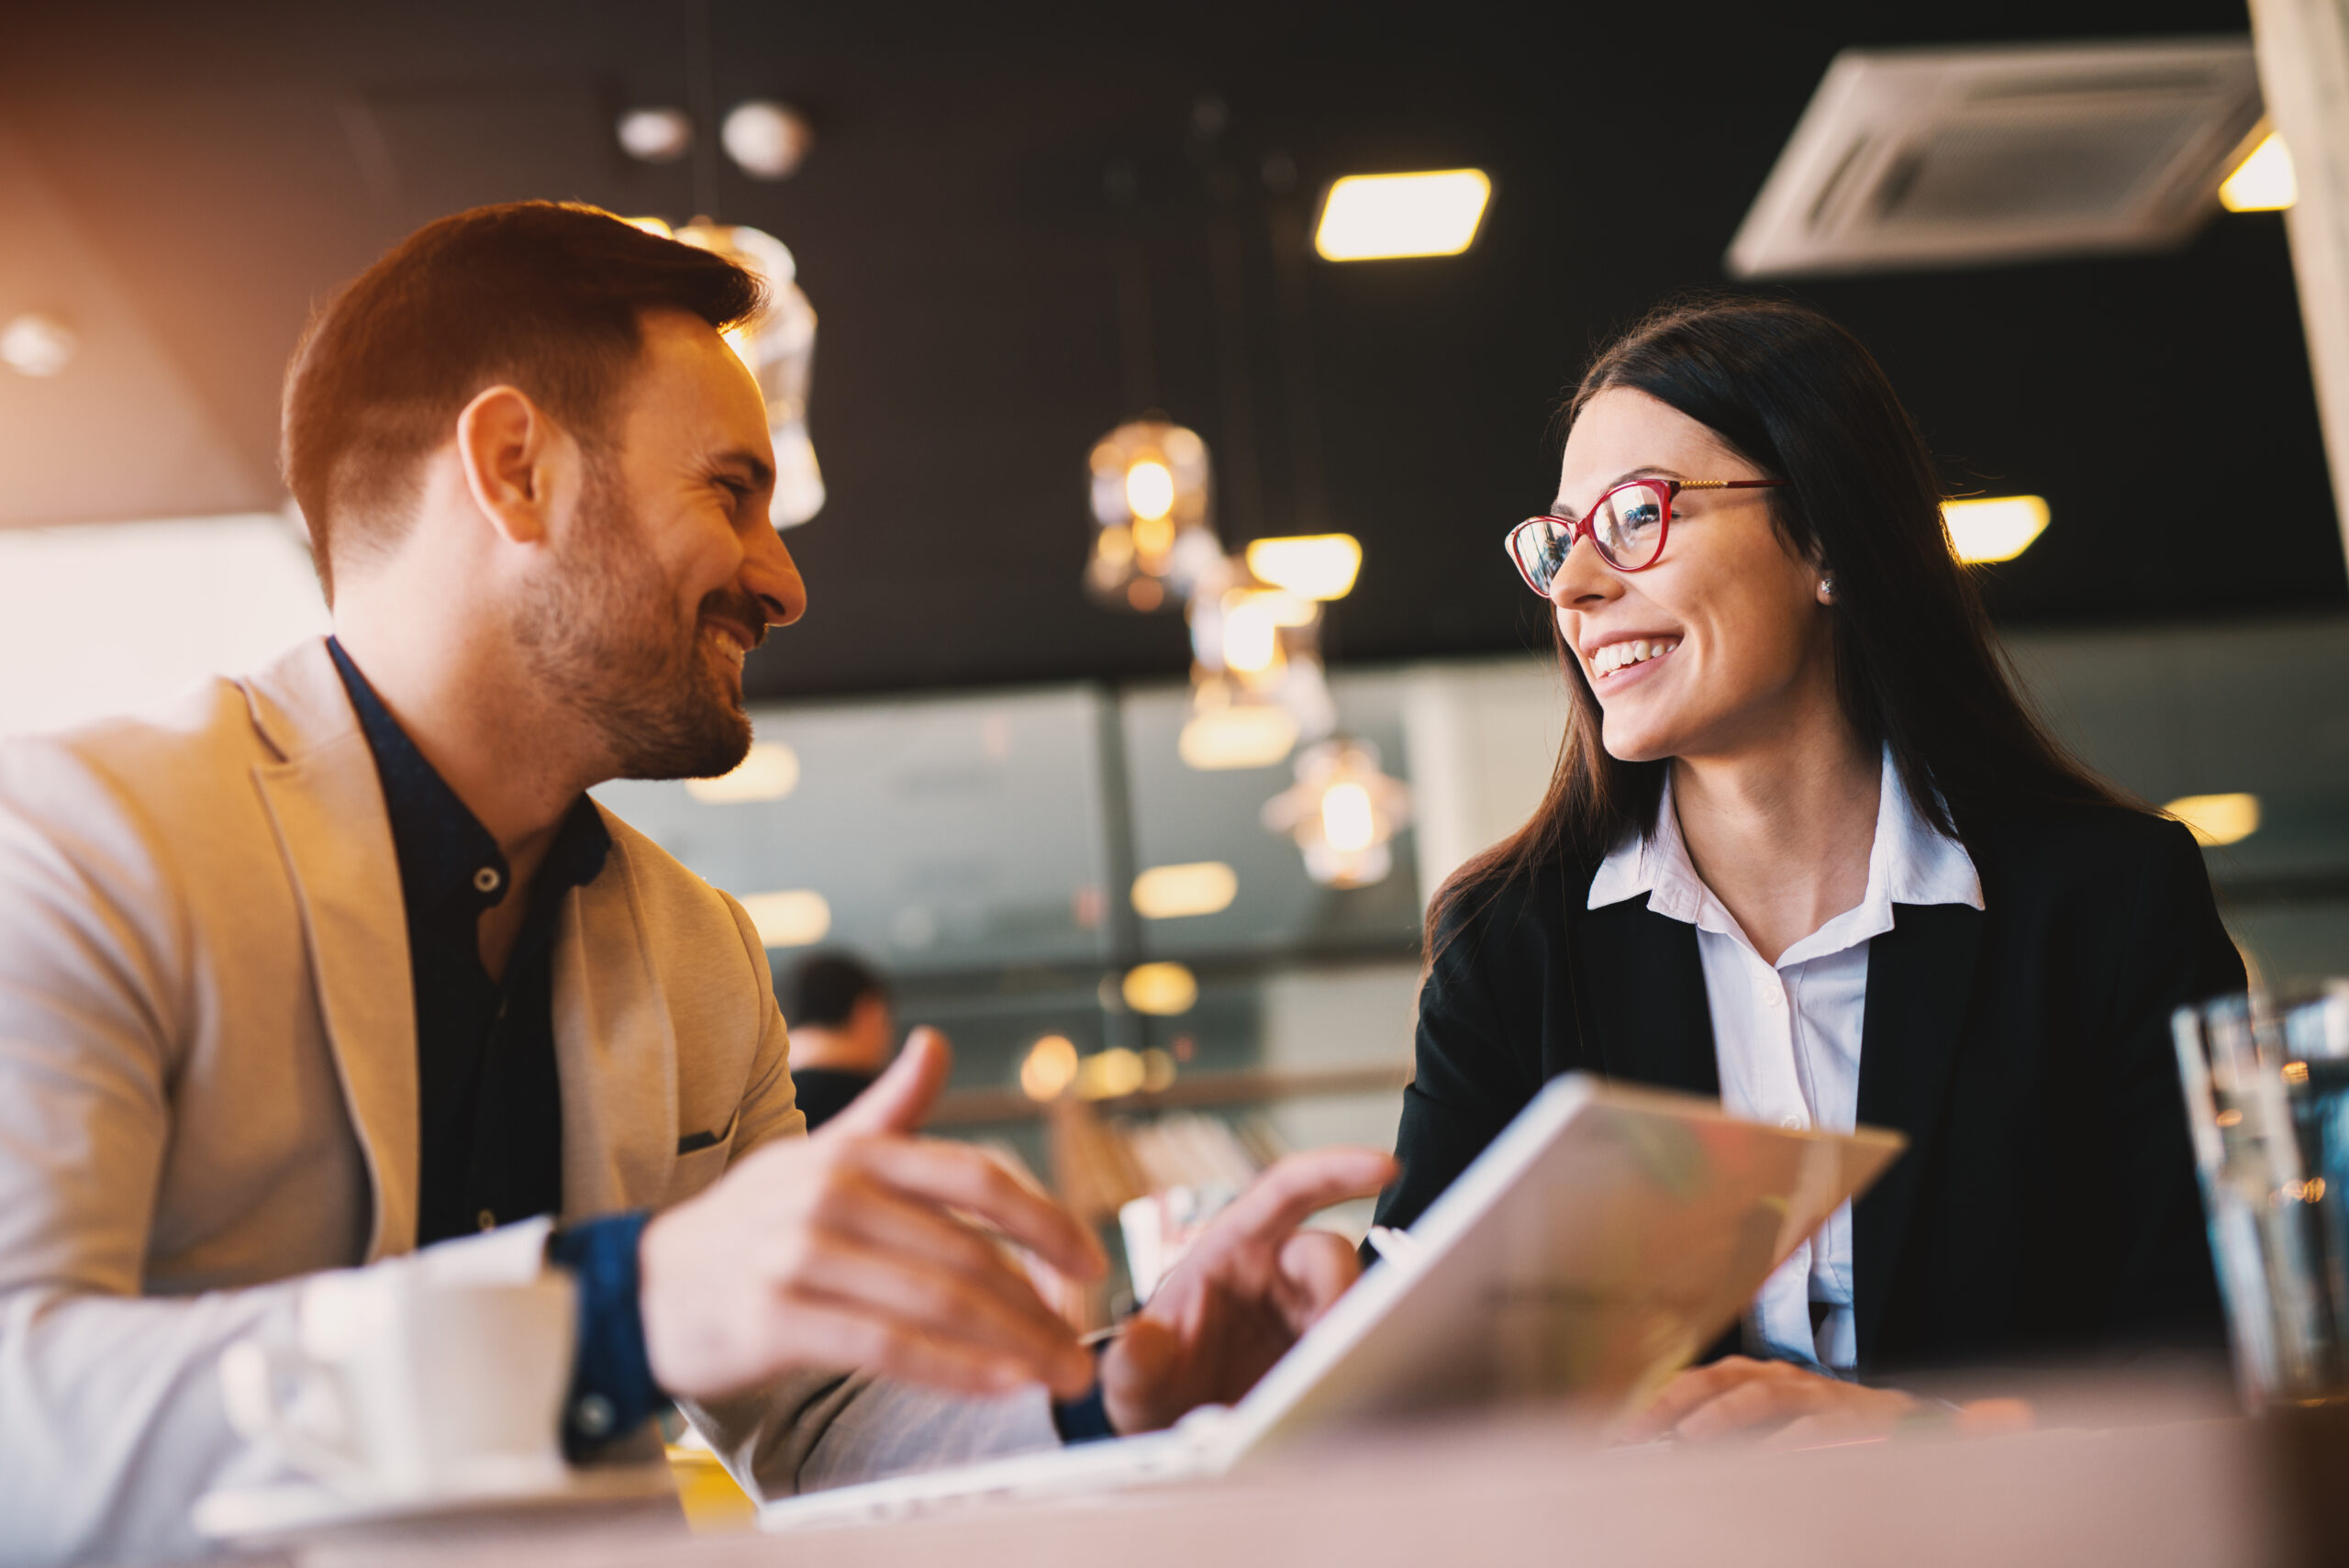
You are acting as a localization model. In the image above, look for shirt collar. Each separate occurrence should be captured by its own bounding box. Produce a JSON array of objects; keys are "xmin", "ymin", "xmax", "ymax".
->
[
  {"xmin": 1588, "ymin": 745, "xmax": 1981, "ymax": 962},
  {"xmin": 327, "ymin": 638, "xmax": 611, "ymax": 922}
]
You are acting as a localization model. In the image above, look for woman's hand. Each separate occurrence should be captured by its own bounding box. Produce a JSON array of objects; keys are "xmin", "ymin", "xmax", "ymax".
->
[
  {"xmin": 1099, "ymin": 1149, "xmax": 1397, "ymax": 1435},
  {"xmin": 1617, "ymin": 1355, "xmax": 1918, "ymax": 1448}
]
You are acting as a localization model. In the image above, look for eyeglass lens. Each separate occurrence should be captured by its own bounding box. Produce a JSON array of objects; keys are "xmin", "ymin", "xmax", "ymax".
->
[{"xmin": 1512, "ymin": 482, "xmax": 1668, "ymax": 593}]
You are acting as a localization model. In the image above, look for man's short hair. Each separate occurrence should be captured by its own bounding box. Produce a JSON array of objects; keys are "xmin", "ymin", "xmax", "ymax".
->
[
  {"xmin": 782, "ymin": 953, "xmax": 889, "ymax": 1031},
  {"xmin": 281, "ymin": 202, "xmax": 764, "ymax": 599}
]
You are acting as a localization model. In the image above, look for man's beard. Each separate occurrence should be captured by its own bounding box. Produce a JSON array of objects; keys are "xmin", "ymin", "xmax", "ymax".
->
[{"xmin": 512, "ymin": 466, "xmax": 764, "ymax": 782}]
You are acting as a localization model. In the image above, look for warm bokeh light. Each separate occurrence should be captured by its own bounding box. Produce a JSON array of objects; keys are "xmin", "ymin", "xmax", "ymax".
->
[
  {"xmin": 1221, "ymin": 596, "xmax": 1283, "ymax": 674},
  {"xmin": 1019, "ymin": 1034, "xmax": 1080, "ymax": 1100},
  {"xmin": 1245, "ymin": 534, "xmax": 1363, "ymax": 600},
  {"xmin": 2221, "ymin": 132, "xmax": 2297, "ymax": 213},
  {"xmin": 740, "ymin": 889, "xmax": 831, "ymax": 949},
  {"xmin": 1178, "ymin": 704, "xmax": 1299, "ymax": 771},
  {"xmin": 1125, "ymin": 460, "xmax": 1176, "ymax": 523},
  {"xmin": 686, "ymin": 740, "xmax": 801, "ymax": 804},
  {"xmin": 1140, "ymin": 1048, "xmax": 1176, "ymax": 1093},
  {"xmin": 1077, "ymin": 1046, "xmax": 1149, "ymax": 1099},
  {"xmin": 1121, "ymin": 962, "xmax": 1200, "ymax": 1017},
  {"xmin": 1944, "ymin": 495, "xmax": 2050, "ymax": 563},
  {"xmin": 1315, "ymin": 170, "xmax": 1492, "ymax": 261},
  {"xmin": 1131, "ymin": 861, "xmax": 1239, "ymax": 919},
  {"xmin": 1320, "ymin": 782, "xmax": 1376, "ymax": 853},
  {"xmin": 2166, "ymin": 792, "xmax": 2261, "ymax": 847}
]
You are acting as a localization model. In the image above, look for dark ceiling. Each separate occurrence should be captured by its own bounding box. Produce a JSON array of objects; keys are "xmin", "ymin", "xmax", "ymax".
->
[{"xmin": 1, "ymin": 0, "xmax": 2339, "ymax": 701}]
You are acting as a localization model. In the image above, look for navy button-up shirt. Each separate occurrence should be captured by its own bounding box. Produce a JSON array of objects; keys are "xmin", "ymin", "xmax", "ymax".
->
[{"xmin": 328, "ymin": 639, "xmax": 659, "ymax": 1453}]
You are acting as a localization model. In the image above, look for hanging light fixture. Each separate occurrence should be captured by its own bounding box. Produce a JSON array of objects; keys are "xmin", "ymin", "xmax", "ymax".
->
[
  {"xmin": 1261, "ymin": 738, "xmax": 1412, "ymax": 888},
  {"xmin": 1176, "ymin": 552, "xmax": 1336, "ymax": 771},
  {"xmin": 665, "ymin": 220, "xmax": 826, "ymax": 529},
  {"xmin": 1085, "ymin": 419, "xmax": 1219, "ymax": 612}
]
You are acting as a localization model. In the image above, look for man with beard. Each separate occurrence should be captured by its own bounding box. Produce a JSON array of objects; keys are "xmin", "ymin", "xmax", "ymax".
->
[{"xmin": 0, "ymin": 203, "xmax": 1392, "ymax": 1565}]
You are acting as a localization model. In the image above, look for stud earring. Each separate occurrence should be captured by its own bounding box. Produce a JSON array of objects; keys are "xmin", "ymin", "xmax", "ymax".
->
[{"xmin": 1819, "ymin": 576, "xmax": 1836, "ymax": 600}]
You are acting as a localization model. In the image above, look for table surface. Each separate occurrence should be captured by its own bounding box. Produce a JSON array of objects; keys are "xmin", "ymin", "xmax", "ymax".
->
[{"xmin": 248, "ymin": 1374, "xmax": 2295, "ymax": 1568}]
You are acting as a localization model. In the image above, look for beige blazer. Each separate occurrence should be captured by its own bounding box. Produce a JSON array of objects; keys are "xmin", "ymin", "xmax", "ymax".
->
[{"xmin": 0, "ymin": 639, "xmax": 1050, "ymax": 1567}]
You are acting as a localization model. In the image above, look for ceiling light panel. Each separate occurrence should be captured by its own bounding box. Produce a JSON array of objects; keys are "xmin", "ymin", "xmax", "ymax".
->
[
  {"xmin": 1315, "ymin": 170, "xmax": 1491, "ymax": 261},
  {"xmin": 2220, "ymin": 130, "xmax": 2297, "ymax": 212},
  {"xmin": 1944, "ymin": 495, "xmax": 2050, "ymax": 563}
]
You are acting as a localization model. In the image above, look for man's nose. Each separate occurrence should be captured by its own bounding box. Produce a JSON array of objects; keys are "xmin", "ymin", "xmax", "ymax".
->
[{"xmin": 742, "ymin": 523, "xmax": 807, "ymax": 628}]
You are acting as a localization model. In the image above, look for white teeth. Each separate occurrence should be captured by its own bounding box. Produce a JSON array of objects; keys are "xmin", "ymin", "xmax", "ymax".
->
[{"xmin": 1593, "ymin": 637, "xmax": 1679, "ymax": 676}]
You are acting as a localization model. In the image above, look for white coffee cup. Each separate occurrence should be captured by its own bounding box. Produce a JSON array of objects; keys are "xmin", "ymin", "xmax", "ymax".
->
[{"xmin": 221, "ymin": 1268, "xmax": 577, "ymax": 1502}]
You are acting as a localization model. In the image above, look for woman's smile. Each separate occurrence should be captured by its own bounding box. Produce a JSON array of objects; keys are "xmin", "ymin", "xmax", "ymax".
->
[{"xmin": 1586, "ymin": 633, "xmax": 1683, "ymax": 684}]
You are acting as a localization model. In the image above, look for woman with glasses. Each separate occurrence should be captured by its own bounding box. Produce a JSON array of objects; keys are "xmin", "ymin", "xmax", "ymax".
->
[{"xmin": 1376, "ymin": 296, "xmax": 2240, "ymax": 1442}]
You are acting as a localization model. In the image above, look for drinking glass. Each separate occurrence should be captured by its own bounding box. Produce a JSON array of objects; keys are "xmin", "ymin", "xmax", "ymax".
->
[{"xmin": 2173, "ymin": 984, "xmax": 2349, "ymax": 1407}]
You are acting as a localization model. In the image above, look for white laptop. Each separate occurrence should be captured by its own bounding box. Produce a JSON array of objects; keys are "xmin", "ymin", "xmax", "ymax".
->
[{"xmin": 759, "ymin": 1073, "xmax": 1905, "ymax": 1531}]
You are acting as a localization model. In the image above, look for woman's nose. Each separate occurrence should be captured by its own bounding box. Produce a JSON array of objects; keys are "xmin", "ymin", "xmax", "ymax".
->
[{"xmin": 1550, "ymin": 533, "xmax": 1620, "ymax": 609}]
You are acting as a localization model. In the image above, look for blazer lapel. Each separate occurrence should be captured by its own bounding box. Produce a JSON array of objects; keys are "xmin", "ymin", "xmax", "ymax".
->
[
  {"xmin": 1576, "ymin": 896, "xmax": 1719, "ymax": 1096},
  {"xmin": 243, "ymin": 640, "xmax": 420, "ymax": 1263},
  {"xmin": 1853, "ymin": 900, "xmax": 1987, "ymax": 1365},
  {"xmin": 551, "ymin": 826, "xmax": 679, "ymax": 1216}
]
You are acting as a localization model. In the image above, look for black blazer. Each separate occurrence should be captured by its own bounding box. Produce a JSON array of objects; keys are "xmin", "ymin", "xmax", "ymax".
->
[{"xmin": 1375, "ymin": 804, "xmax": 2243, "ymax": 1377}]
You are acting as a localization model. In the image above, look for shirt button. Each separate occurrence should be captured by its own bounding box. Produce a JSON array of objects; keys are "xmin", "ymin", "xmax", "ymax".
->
[
  {"xmin": 476, "ymin": 1207, "xmax": 497, "ymax": 1232},
  {"xmin": 1780, "ymin": 1114, "xmax": 1807, "ymax": 1130},
  {"xmin": 573, "ymin": 1393, "xmax": 617, "ymax": 1440},
  {"xmin": 1762, "ymin": 985, "xmax": 1786, "ymax": 1009},
  {"xmin": 473, "ymin": 866, "xmax": 503, "ymax": 895}
]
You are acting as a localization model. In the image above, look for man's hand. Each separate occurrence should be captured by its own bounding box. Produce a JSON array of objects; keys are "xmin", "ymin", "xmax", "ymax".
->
[
  {"xmin": 639, "ymin": 1028, "xmax": 1106, "ymax": 1403},
  {"xmin": 1615, "ymin": 1355, "xmax": 1918, "ymax": 1448},
  {"xmin": 1100, "ymin": 1148, "xmax": 1397, "ymax": 1435}
]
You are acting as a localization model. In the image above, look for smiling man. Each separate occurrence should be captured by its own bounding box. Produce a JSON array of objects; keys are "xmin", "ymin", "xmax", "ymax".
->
[{"xmin": 0, "ymin": 203, "xmax": 1390, "ymax": 1564}]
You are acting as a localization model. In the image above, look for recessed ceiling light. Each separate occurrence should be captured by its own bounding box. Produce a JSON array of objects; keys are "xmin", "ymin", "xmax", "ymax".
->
[
  {"xmin": 722, "ymin": 100, "xmax": 813, "ymax": 180},
  {"xmin": 1315, "ymin": 170, "xmax": 1492, "ymax": 261},
  {"xmin": 686, "ymin": 740, "xmax": 800, "ymax": 804},
  {"xmin": 1944, "ymin": 495, "xmax": 2050, "ymax": 563},
  {"xmin": 1131, "ymin": 861, "xmax": 1239, "ymax": 919},
  {"xmin": 2221, "ymin": 131, "xmax": 2297, "ymax": 213},
  {"xmin": 739, "ymin": 889, "xmax": 831, "ymax": 948},
  {"xmin": 2165, "ymin": 793, "xmax": 2260, "ymax": 847},
  {"xmin": 617, "ymin": 107, "xmax": 695, "ymax": 164},
  {"xmin": 1019, "ymin": 1035, "xmax": 1079, "ymax": 1100},
  {"xmin": 1178, "ymin": 705, "xmax": 1298, "ymax": 771},
  {"xmin": 1121, "ymin": 962, "xmax": 1199, "ymax": 1018},
  {"xmin": 1246, "ymin": 534, "xmax": 1363, "ymax": 599}
]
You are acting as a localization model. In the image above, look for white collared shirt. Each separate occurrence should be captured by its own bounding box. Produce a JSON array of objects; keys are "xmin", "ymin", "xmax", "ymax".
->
[{"xmin": 1587, "ymin": 747, "xmax": 1983, "ymax": 1372}]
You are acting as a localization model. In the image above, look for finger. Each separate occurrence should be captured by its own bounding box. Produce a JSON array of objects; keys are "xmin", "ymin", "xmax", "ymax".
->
[
  {"xmin": 820, "ymin": 1174, "xmax": 1095, "ymax": 1359},
  {"xmin": 1195, "ymin": 1149, "xmax": 1399, "ymax": 1263},
  {"xmin": 1674, "ymin": 1372, "xmax": 1813, "ymax": 1442},
  {"xmin": 1098, "ymin": 1315, "xmax": 1182, "ymax": 1436},
  {"xmin": 820, "ymin": 1025, "xmax": 952, "ymax": 1139},
  {"xmin": 825, "ymin": 1169, "xmax": 1048, "ymax": 1290},
  {"xmin": 786, "ymin": 1230, "xmax": 1093, "ymax": 1397},
  {"xmin": 1273, "ymin": 1229, "xmax": 1364, "ymax": 1329},
  {"xmin": 849, "ymin": 1136, "xmax": 1107, "ymax": 1281},
  {"xmin": 771, "ymin": 1296, "xmax": 1039, "ymax": 1399},
  {"xmin": 1616, "ymin": 1358, "xmax": 1759, "ymax": 1442}
]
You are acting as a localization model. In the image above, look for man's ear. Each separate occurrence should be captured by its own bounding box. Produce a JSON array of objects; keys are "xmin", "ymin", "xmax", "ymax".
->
[{"xmin": 453, "ymin": 385, "xmax": 573, "ymax": 546}]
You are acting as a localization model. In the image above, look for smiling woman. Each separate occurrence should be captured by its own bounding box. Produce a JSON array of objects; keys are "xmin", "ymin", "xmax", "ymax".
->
[{"xmin": 1375, "ymin": 295, "xmax": 2245, "ymax": 1449}]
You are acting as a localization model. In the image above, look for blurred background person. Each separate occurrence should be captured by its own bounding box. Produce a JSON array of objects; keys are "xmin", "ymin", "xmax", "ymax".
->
[{"xmin": 780, "ymin": 952, "xmax": 897, "ymax": 1129}]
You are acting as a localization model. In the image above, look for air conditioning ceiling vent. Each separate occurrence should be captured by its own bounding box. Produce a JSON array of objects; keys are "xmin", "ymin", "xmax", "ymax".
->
[{"xmin": 1727, "ymin": 38, "xmax": 2265, "ymax": 278}]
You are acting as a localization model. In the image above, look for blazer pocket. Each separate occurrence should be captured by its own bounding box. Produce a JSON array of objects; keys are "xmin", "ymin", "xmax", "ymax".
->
[{"xmin": 675, "ymin": 1105, "xmax": 740, "ymax": 1156}]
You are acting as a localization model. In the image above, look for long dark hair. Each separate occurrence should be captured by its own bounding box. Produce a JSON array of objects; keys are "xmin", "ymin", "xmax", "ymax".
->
[{"xmin": 1428, "ymin": 295, "xmax": 2123, "ymax": 945}]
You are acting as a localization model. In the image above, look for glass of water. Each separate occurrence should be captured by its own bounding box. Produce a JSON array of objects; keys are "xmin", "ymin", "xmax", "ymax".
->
[{"xmin": 2173, "ymin": 984, "xmax": 2349, "ymax": 1407}]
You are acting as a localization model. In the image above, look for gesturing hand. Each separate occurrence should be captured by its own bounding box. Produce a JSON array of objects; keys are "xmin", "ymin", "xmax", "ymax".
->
[
  {"xmin": 1100, "ymin": 1148, "xmax": 1397, "ymax": 1435},
  {"xmin": 1615, "ymin": 1355, "xmax": 1918, "ymax": 1448},
  {"xmin": 639, "ymin": 1028, "xmax": 1106, "ymax": 1403}
]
